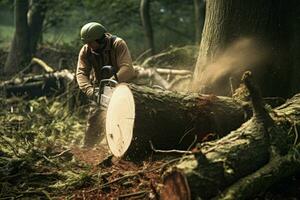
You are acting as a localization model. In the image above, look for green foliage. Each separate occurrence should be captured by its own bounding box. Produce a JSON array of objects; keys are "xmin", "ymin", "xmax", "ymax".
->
[
  {"xmin": 77, "ymin": 0, "xmax": 196, "ymax": 57},
  {"xmin": 1, "ymin": 97, "xmax": 84, "ymax": 156},
  {"xmin": 0, "ymin": 0, "xmax": 199, "ymax": 59},
  {"xmin": 0, "ymin": 96, "xmax": 97, "ymax": 199}
]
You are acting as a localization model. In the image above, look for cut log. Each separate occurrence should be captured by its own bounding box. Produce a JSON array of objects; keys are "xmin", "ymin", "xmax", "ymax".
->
[
  {"xmin": 159, "ymin": 73, "xmax": 300, "ymax": 199},
  {"xmin": 105, "ymin": 84, "xmax": 248, "ymax": 159}
]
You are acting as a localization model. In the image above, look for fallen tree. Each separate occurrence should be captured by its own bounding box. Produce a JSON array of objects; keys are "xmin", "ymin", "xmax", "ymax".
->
[
  {"xmin": 105, "ymin": 84, "xmax": 250, "ymax": 159},
  {"xmin": 133, "ymin": 65, "xmax": 192, "ymax": 90},
  {"xmin": 1, "ymin": 62, "xmax": 192, "ymax": 100},
  {"xmin": 160, "ymin": 72, "xmax": 300, "ymax": 200},
  {"xmin": 1, "ymin": 69, "xmax": 74, "ymax": 98}
]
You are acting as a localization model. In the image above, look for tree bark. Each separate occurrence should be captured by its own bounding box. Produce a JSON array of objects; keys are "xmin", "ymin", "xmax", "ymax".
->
[
  {"xmin": 191, "ymin": 0, "xmax": 299, "ymax": 97},
  {"xmin": 105, "ymin": 84, "xmax": 248, "ymax": 159},
  {"xmin": 28, "ymin": 0, "xmax": 48, "ymax": 54},
  {"xmin": 215, "ymin": 148, "xmax": 300, "ymax": 200},
  {"xmin": 161, "ymin": 74, "xmax": 300, "ymax": 199},
  {"xmin": 4, "ymin": 0, "xmax": 31, "ymax": 75},
  {"xmin": 140, "ymin": 0, "xmax": 155, "ymax": 55}
]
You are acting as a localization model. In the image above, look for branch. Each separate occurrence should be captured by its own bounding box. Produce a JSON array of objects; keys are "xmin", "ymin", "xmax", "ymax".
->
[
  {"xmin": 242, "ymin": 71, "xmax": 273, "ymax": 126},
  {"xmin": 149, "ymin": 141, "xmax": 193, "ymax": 154},
  {"xmin": 215, "ymin": 145, "xmax": 300, "ymax": 200},
  {"xmin": 118, "ymin": 190, "xmax": 148, "ymax": 199}
]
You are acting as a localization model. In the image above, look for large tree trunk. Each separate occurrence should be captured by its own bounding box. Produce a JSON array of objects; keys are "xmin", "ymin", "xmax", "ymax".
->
[
  {"xmin": 191, "ymin": 0, "xmax": 299, "ymax": 97},
  {"xmin": 28, "ymin": 0, "xmax": 48, "ymax": 54},
  {"xmin": 4, "ymin": 0, "xmax": 48, "ymax": 76},
  {"xmin": 4, "ymin": 0, "xmax": 31, "ymax": 75},
  {"xmin": 105, "ymin": 84, "xmax": 248, "ymax": 159},
  {"xmin": 140, "ymin": 0, "xmax": 155, "ymax": 55},
  {"xmin": 161, "ymin": 73, "xmax": 300, "ymax": 199}
]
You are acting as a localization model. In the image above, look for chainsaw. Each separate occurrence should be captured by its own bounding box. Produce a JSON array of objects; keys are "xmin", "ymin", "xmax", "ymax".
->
[{"xmin": 93, "ymin": 65, "xmax": 118, "ymax": 109}]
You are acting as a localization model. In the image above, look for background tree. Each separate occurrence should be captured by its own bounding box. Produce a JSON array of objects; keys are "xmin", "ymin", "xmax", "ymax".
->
[
  {"xmin": 140, "ymin": 0, "xmax": 155, "ymax": 55},
  {"xmin": 28, "ymin": 0, "xmax": 48, "ymax": 54},
  {"xmin": 4, "ymin": 0, "xmax": 31, "ymax": 75},
  {"xmin": 191, "ymin": 0, "xmax": 300, "ymax": 98},
  {"xmin": 3, "ymin": 0, "xmax": 81, "ymax": 75},
  {"xmin": 82, "ymin": 0, "xmax": 197, "ymax": 57}
]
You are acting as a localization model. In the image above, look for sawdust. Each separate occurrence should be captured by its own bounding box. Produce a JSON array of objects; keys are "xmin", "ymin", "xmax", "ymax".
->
[{"xmin": 194, "ymin": 38, "xmax": 270, "ymax": 95}]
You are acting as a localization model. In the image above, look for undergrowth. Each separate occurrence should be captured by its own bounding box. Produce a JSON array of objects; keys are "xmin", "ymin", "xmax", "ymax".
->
[{"xmin": 0, "ymin": 96, "xmax": 97, "ymax": 199}]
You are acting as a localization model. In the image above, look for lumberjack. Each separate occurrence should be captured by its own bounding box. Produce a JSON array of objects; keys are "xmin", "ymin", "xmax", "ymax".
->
[{"xmin": 76, "ymin": 22, "xmax": 136, "ymax": 148}]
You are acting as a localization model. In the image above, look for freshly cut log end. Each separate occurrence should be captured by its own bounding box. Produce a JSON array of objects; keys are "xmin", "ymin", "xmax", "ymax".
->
[
  {"xmin": 160, "ymin": 170, "xmax": 191, "ymax": 200},
  {"xmin": 106, "ymin": 84, "xmax": 135, "ymax": 158}
]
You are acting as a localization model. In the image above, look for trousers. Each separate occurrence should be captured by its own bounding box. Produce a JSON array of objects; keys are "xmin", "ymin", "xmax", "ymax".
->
[{"xmin": 83, "ymin": 101, "xmax": 106, "ymax": 147}]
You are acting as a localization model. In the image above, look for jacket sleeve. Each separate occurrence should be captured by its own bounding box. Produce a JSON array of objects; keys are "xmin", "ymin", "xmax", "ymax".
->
[
  {"xmin": 115, "ymin": 39, "xmax": 136, "ymax": 82},
  {"xmin": 76, "ymin": 45, "xmax": 94, "ymax": 97}
]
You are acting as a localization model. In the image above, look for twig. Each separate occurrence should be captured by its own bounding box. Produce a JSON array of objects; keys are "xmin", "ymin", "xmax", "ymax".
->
[
  {"xmin": 178, "ymin": 127, "xmax": 195, "ymax": 144},
  {"xmin": 187, "ymin": 135, "xmax": 198, "ymax": 151},
  {"xmin": 41, "ymin": 190, "xmax": 52, "ymax": 200},
  {"xmin": 42, "ymin": 155, "xmax": 57, "ymax": 166},
  {"xmin": 166, "ymin": 74, "xmax": 192, "ymax": 90},
  {"xmin": 86, "ymin": 173, "xmax": 140, "ymax": 193},
  {"xmin": 135, "ymin": 49, "xmax": 151, "ymax": 64},
  {"xmin": 149, "ymin": 141, "xmax": 193, "ymax": 154},
  {"xmin": 294, "ymin": 122, "xmax": 299, "ymax": 145},
  {"xmin": 49, "ymin": 149, "xmax": 71, "ymax": 159},
  {"xmin": 147, "ymin": 157, "xmax": 183, "ymax": 173},
  {"xmin": 118, "ymin": 190, "xmax": 148, "ymax": 199},
  {"xmin": 229, "ymin": 77, "xmax": 234, "ymax": 97}
]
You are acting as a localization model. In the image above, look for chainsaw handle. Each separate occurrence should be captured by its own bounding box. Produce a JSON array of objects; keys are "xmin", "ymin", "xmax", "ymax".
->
[
  {"xmin": 99, "ymin": 79, "xmax": 118, "ymax": 89},
  {"xmin": 101, "ymin": 65, "xmax": 119, "ymax": 82}
]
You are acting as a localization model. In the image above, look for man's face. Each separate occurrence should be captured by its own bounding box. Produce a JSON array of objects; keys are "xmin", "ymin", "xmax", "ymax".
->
[{"xmin": 87, "ymin": 41, "xmax": 100, "ymax": 51}]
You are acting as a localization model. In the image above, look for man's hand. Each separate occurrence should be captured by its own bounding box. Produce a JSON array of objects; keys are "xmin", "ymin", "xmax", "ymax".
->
[{"xmin": 86, "ymin": 87, "xmax": 94, "ymax": 98}]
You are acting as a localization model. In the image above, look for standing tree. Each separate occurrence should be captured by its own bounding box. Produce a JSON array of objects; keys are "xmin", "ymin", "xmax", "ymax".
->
[
  {"xmin": 4, "ymin": 0, "xmax": 48, "ymax": 75},
  {"xmin": 4, "ymin": 0, "xmax": 31, "ymax": 75},
  {"xmin": 191, "ymin": 0, "xmax": 300, "ymax": 98},
  {"xmin": 28, "ymin": 0, "xmax": 48, "ymax": 54},
  {"xmin": 140, "ymin": 0, "xmax": 155, "ymax": 55}
]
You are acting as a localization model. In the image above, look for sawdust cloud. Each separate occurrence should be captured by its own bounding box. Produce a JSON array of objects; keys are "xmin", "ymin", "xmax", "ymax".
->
[{"xmin": 196, "ymin": 38, "xmax": 270, "ymax": 95}]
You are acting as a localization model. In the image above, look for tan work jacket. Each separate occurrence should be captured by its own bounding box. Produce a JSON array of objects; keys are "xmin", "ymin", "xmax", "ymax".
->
[{"xmin": 76, "ymin": 33, "xmax": 135, "ymax": 97}]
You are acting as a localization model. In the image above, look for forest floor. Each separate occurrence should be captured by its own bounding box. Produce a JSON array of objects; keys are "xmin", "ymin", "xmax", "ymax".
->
[
  {"xmin": 0, "ymin": 95, "xmax": 176, "ymax": 199},
  {"xmin": 1, "ymin": 96, "xmax": 300, "ymax": 200},
  {"xmin": 1, "ymin": 46, "xmax": 300, "ymax": 199}
]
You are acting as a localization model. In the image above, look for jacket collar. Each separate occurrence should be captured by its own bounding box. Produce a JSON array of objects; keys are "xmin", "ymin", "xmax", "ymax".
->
[
  {"xmin": 103, "ymin": 33, "xmax": 113, "ymax": 51},
  {"xmin": 88, "ymin": 33, "xmax": 113, "ymax": 55}
]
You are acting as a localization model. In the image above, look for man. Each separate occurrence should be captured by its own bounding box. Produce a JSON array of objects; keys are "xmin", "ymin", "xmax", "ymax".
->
[{"xmin": 76, "ymin": 22, "xmax": 136, "ymax": 148}]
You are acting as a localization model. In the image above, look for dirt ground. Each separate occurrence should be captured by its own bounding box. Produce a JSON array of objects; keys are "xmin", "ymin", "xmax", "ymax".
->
[{"xmin": 67, "ymin": 143, "xmax": 165, "ymax": 199}]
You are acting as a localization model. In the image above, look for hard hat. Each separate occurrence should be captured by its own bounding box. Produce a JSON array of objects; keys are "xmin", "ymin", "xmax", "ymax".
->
[{"xmin": 80, "ymin": 22, "xmax": 107, "ymax": 43}]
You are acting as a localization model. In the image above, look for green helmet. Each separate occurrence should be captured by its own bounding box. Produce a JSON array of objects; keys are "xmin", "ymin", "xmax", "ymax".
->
[{"xmin": 80, "ymin": 22, "xmax": 107, "ymax": 43}]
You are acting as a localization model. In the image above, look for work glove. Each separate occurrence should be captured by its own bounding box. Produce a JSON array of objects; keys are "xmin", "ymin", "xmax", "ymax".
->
[{"xmin": 86, "ymin": 87, "xmax": 94, "ymax": 98}]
